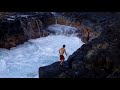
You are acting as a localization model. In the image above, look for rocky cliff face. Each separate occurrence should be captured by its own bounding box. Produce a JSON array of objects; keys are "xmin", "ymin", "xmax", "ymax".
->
[
  {"xmin": 0, "ymin": 12, "xmax": 119, "ymax": 46},
  {"xmin": 39, "ymin": 12, "xmax": 120, "ymax": 78},
  {"xmin": 0, "ymin": 12, "xmax": 119, "ymax": 49},
  {"xmin": 0, "ymin": 12, "xmax": 55, "ymax": 49}
]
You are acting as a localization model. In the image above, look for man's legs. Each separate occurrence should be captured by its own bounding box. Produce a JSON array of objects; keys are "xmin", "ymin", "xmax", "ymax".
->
[
  {"xmin": 60, "ymin": 55, "xmax": 64, "ymax": 65},
  {"xmin": 60, "ymin": 60, "xmax": 64, "ymax": 65}
]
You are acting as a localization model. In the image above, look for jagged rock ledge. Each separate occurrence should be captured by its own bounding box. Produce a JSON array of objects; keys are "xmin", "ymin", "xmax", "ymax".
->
[{"xmin": 39, "ymin": 61, "xmax": 69, "ymax": 78}]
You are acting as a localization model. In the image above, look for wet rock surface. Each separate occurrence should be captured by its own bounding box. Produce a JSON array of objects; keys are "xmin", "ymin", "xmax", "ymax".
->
[
  {"xmin": 39, "ymin": 61, "xmax": 69, "ymax": 78},
  {"xmin": 0, "ymin": 12, "xmax": 54, "ymax": 49}
]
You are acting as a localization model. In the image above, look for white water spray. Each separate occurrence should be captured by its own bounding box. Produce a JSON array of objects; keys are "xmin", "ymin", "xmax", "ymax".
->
[{"xmin": 0, "ymin": 24, "xmax": 84, "ymax": 78}]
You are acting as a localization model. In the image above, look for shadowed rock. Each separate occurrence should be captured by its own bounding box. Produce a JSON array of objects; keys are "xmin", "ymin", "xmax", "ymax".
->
[{"xmin": 39, "ymin": 61, "xmax": 69, "ymax": 78}]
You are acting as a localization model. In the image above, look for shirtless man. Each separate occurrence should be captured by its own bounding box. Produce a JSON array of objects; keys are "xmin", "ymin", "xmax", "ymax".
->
[{"xmin": 59, "ymin": 45, "xmax": 67, "ymax": 65}]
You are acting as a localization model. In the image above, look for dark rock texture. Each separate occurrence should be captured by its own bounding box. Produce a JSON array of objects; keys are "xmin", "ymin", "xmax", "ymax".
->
[
  {"xmin": 0, "ymin": 12, "xmax": 55, "ymax": 49},
  {"xmin": 39, "ymin": 61, "xmax": 69, "ymax": 78}
]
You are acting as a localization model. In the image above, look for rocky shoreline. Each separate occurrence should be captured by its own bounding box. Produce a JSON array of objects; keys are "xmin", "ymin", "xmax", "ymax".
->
[{"xmin": 0, "ymin": 12, "xmax": 120, "ymax": 78}]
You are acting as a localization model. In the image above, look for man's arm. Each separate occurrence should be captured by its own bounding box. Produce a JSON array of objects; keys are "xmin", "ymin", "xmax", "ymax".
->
[
  {"xmin": 59, "ymin": 49, "xmax": 60, "ymax": 54},
  {"xmin": 65, "ymin": 49, "xmax": 67, "ymax": 56}
]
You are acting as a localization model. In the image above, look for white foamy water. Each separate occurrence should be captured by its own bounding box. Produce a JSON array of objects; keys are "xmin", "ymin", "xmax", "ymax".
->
[
  {"xmin": 47, "ymin": 24, "xmax": 78, "ymax": 36},
  {"xmin": 0, "ymin": 24, "xmax": 84, "ymax": 78}
]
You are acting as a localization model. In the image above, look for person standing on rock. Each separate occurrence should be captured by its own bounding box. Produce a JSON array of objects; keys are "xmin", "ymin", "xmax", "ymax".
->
[{"xmin": 59, "ymin": 45, "xmax": 67, "ymax": 65}]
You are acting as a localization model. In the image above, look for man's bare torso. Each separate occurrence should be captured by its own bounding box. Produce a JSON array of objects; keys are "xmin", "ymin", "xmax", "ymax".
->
[{"xmin": 59, "ymin": 48, "xmax": 65, "ymax": 55}]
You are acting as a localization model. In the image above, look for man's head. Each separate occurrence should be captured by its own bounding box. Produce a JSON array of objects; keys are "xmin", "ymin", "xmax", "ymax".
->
[{"xmin": 63, "ymin": 45, "xmax": 65, "ymax": 48}]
